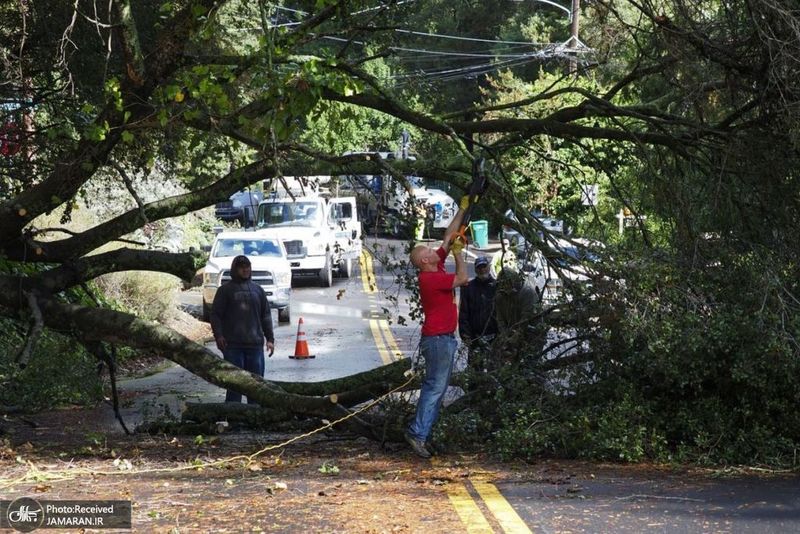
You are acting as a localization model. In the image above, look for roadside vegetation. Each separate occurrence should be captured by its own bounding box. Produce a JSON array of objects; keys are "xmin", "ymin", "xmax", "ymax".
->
[{"xmin": 1, "ymin": 0, "xmax": 798, "ymax": 468}]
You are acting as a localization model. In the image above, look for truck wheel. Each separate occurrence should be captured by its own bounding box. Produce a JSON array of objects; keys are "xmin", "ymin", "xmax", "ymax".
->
[
  {"xmin": 202, "ymin": 298, "xmax": 211, "ymax": 322},
  {"xmin": 319, "ymin": 255, "xmax": 333, "ymax": 287},
  {"xmin": 278, "ymin": 306, "xmax": 291, "ymax": 323},
  {"xmin": 339, "ymin": 257, "xmax": 352, "ymax": 278}
]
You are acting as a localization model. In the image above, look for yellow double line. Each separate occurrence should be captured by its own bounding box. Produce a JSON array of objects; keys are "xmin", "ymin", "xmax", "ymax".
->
[
  {"xmin": 445, "ymin": 475, "xmax": 532, "ymax": 533},
  {"xmin": 360, "ymin": 249, "xmax": 403, "ymax": 364},
  {"xmin": 360, "ymin": 248, "xmax": 531, "ymax": 532}
]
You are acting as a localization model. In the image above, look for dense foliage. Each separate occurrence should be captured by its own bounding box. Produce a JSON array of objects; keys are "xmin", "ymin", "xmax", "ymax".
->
[{"xmin": 1, "ymin": 0, "xmax": 799, "ymax": 465}]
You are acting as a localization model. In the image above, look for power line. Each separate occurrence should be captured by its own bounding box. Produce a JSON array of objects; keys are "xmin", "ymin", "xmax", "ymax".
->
[
  {"xmin": 394, "ymin": 29, "xmax": 551, "ymax": 46},
  {"xmin": 388, "ymin": 46, "xmax": 541, "ymax": 58},
  {"xmin": 224, "ymin": 3, "xmax": 588, "ymax": 85},
  {"xmin": 392, "ymin": 53, "xmax": 553, "ymax": 85},
  {"xmin": 268, "ymin": 3, "xmax": 562, "ymax": 48}
]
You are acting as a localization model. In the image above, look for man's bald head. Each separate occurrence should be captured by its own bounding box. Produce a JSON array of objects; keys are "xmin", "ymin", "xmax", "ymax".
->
[
  {"xmin": 411, "ymin": 245, "xmax": 441, "ymax": 271},
  {"xmin": 410, "ymin": 245, "xmax": 427, "ymax": 268}
]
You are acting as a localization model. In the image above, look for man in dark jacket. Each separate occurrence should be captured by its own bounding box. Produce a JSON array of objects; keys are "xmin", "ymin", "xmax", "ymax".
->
[
  {"xmin": 210, "ymin": 255, "xmax": 275, "ymax": 404},
  {"xmin": 458, "ymin": 256, "xmax": 498, "ymax": 371}
]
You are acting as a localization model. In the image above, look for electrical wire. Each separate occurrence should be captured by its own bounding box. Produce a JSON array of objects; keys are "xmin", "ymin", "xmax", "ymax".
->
[
  {"xmin": 267, "ymin": 2, "xmax": 563, "ymax": 48},
  {"xmin": 227, "ymin": 3, "xmax": 584, "ymax": 87},
  {"xmin": 394, "ymin": 28, "xmax": 553, "ymax": 46}
]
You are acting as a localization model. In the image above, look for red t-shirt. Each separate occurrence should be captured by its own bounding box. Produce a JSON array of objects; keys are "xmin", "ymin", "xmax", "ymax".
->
[{"xmin": 419, "ymin": 247, "xmax": 457, "ymax": 336}]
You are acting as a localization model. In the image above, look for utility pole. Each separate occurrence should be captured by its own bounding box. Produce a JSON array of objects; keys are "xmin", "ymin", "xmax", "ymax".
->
[{"xmin": 569, "ymin": 0, "xmax": 580, "ymax": 74}]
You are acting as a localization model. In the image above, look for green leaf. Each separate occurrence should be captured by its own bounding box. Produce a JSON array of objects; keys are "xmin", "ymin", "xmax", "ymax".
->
[
  {"xmin": 165, "ymin": 84, "xmax": 180, "ymax": 100},
  {"xmin": 121, "ymin": 131, "xmax": 134, "ymax": 143}
]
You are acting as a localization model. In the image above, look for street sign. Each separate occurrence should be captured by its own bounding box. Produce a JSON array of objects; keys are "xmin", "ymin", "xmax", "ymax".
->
[{"xmin": 580, "ymin": 184, "xmax": 598, "ymax": 206}]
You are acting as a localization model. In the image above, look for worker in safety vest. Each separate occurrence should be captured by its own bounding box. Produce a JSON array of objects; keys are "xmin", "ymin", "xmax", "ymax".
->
[{"xmin": 490, "ymin": 239, "xmax": 518, "ymax": 279}]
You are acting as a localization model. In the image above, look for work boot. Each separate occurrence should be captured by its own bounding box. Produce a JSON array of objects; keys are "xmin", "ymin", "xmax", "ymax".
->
[{"xmin": 404, "ymin": 431, "xmax": 431, "ymax": 459}]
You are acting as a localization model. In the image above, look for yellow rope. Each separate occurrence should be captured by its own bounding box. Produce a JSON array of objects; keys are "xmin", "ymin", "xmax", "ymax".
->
[{"xmin": 0, "ymin": 374, "xmax": 417, "ymax": 490}]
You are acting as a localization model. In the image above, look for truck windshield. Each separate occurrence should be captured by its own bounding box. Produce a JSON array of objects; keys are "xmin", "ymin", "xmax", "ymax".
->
[
  {"xmin": 213, "ymin": 239, "xmax": 283, "ymax": 258},
  {"xmin": 258, "ymin": 201, "xmax": 322, "ymax": 228}
]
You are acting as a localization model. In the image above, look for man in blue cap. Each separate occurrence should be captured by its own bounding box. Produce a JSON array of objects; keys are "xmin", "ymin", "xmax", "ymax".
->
[{"xmin": 459, "ymin": 255, "xmax": 498, "ymax": 373}]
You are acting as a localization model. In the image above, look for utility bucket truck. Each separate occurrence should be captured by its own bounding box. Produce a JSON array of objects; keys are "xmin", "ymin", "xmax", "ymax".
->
[{"xmin": 341, "ymin": 151, "xmax": 457, "ymax": 237}]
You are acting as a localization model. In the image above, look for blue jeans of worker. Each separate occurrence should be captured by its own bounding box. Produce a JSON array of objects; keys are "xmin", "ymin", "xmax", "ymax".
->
[
  {"xmin": 223, "ymin": 346, "xmax": 265, "ymax": 404},
  {"xmin": 407, "ymin": 334, "xmax": 457, "ymax": 442}
]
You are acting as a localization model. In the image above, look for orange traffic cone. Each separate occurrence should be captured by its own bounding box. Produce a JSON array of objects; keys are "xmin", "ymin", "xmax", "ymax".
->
[{"xmin": 289, "ymin": 317, "xmax": 315, "ymax": 359}]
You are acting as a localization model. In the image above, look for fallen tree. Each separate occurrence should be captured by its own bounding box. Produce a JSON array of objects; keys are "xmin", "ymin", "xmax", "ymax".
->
[{"xmin": 3, "ymin": 1, "xmax": 799, "ymax": 462}]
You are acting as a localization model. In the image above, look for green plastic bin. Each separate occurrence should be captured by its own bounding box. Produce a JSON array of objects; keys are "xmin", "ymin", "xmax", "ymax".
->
[{"xmin": 470, "ymin": 220, "xmax": 489, "ymax": 249}]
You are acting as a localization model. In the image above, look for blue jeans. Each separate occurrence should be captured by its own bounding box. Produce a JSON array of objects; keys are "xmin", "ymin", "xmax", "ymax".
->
[
  {"xmin": 407, "ymin": 334, "xmax": 457, "ymax": 442},
  {"xmin": 223, "ymin": 346, "xmax": 265, "ymax": 404}
]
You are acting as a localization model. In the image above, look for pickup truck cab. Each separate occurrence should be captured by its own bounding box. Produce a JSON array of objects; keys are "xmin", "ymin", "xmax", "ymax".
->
[
  {"xmin": 254, "ymin": 195, "xmax": 362, "ymax": 287},
  {"xmin": 201, "ymin": 231, "xmax": 292, "ymax": 323}
]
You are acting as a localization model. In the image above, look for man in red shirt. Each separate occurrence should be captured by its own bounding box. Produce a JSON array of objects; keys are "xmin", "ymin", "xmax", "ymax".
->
[{"xmin": 405, "ymin": 200, "xmax": 470, "ymax": 458}]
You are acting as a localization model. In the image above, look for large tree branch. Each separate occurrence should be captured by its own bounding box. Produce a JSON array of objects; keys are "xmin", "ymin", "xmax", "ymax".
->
[
  {"xmin": 321, "ymin": 89, "xmax": 456, "ymax": 137},
  {"xmin": 324, "ymin": 87, "xmax": 698, "ymax": 153},
  {"xmin": 112, "ymin": 0, "xmax": 145, "ymax": 86},
  {"xmin": 11, "ymin": 158, "xmax": 273, "ymax": 261},
  {"xmin": 27, "ymin": 249, "xmax": 204, "ymax": 294},
  {"xmin": 0, "ymin": 285, "xmax": 379, "ymax": 432}
]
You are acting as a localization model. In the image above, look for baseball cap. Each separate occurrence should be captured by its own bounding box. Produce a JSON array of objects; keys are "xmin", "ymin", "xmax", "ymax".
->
[{"xmin": 474, "ymin": 256, "xmax": 490, "ymax": 268}]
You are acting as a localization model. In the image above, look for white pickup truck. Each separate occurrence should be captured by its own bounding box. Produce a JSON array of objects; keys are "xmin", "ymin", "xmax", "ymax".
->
[
  {"xmin": 201, "ymin": 231, "xmax": 292, "ymax": 323},
  {"xmin": 254, "ymin": 195, "xmax": 362, "ymax": 287}
]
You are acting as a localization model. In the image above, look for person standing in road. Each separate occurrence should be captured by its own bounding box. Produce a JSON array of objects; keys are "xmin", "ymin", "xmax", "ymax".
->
[
  {"xmin": 458, "ymin": 255, "xmax": 498, "ymax": 373},
  {"xmin": 211, "ymin": 255, "xmax": 275, "ymax": 404},
  {"xmin": 490, "ymin": 238, "xmax": 518, "ymax": 279},
  {"xmin": 404, "ymin": 199, "xmax": 469, "ymax": 458}
]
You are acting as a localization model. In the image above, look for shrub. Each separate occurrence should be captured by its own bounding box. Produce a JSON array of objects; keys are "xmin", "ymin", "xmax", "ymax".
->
[
  {"xmin": 94, "ymin": 271, "xmax": 181, "ymax": 323},
  {"xmin": 0, "ymin": 319, "xmax": 104, "ymax": 410}
]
